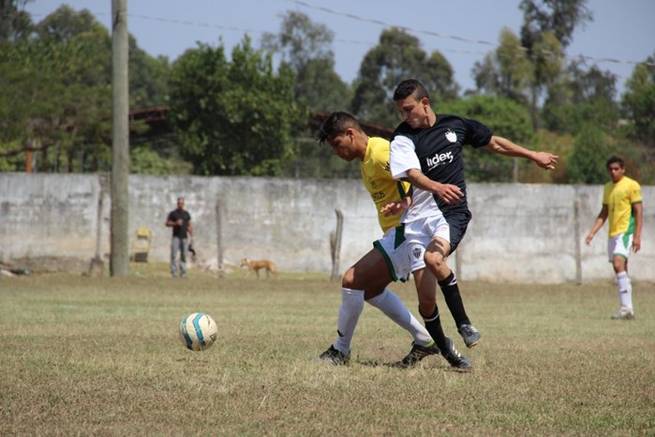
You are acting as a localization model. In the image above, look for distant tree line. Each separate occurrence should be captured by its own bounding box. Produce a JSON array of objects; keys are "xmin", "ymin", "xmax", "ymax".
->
[{"xmin": 1, "ymin": 1, "xmax": 653, "ymax": 183}]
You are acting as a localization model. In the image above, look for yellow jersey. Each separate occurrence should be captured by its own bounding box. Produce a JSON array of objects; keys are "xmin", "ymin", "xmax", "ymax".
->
[
  {"xmin": 603, "ymin": 176, "xmax": 642, "ymax": 237},
  {"xmin": 360, "ymin": 137, "xmax": 411, "ymax": 233}
]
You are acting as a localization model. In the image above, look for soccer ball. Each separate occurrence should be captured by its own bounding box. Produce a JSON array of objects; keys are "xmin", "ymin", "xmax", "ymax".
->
[{"xmin": 179, "ymin": 312, "xmax": 218, "ymax": 351}]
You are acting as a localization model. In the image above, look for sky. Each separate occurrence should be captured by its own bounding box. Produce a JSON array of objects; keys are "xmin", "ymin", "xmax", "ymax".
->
[{"xmin": 25, "ymin": 0, "xmax": 655, "ymax": 96}]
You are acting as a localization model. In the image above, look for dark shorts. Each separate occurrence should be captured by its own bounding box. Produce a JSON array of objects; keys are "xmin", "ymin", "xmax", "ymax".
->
[{"xmin": 444, "ymin": 209, "xmax": 471, "ymax": 255}]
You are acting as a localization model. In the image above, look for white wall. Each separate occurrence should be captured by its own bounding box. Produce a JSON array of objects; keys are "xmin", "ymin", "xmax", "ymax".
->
[{"xmin": 1, "ymin": 173, "xmax": 653, "ymax": 283}]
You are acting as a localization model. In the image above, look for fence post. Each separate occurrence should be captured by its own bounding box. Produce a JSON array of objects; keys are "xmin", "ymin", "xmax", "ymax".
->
[
  {"xmin": 88, "ymin": 175, "xmax": 107, "ymax": 277},
  {"xmin": 455, "ymin": 240, "xmax": 463, "ymax": 281},
  {"xmin": 573, "ymin": 191, "xmax": 583, "ymax": 285},
  {"xmin": 330, "ymin": 209, "xmax": 344, "ymax": 281},
  {"xmin": 215, "ymin": 198, "xmax": 224, "ymax": 278}
]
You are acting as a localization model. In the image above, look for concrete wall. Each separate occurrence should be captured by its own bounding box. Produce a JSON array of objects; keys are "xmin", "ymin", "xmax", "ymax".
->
[{"xmin": 1, "ymin": 172, "xmax": 653, "ymax": 283}]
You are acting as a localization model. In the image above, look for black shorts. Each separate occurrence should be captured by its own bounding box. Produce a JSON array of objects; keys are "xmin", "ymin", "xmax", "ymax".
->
[{"xmin": 444, "ymin": 209, "xmax": 471, "ymax": 254}]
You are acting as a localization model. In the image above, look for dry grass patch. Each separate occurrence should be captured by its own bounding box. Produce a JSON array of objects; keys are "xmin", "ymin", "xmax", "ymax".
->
[{"xmin": 1, "ymin": 269, "xmax": 654, "ymax": 435}]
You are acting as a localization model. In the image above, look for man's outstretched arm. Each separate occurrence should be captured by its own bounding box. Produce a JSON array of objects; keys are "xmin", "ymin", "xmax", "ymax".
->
[{"xmin": 485, "ymin": 136, "xmax": 558, "ymax": 170}]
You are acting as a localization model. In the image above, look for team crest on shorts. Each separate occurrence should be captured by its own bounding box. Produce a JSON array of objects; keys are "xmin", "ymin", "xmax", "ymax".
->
[{"xmin": 413, "ymin": 247, "xmax": 422, "ymax": 259}]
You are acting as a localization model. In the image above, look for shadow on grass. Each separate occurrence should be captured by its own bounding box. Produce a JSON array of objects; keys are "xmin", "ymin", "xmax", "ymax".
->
[{"xmin": 355, "ymin": 358, "xmax": 473, "ymax": 373}]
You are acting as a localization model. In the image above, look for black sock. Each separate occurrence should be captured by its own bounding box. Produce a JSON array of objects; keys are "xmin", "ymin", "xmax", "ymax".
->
[
  {"xmin": 438, "ymin": 271, "xmax": 471, "ymax": 328},
  {"xmin": 420, "ymin": 305, "xmax": 449, "ymax": 350}
]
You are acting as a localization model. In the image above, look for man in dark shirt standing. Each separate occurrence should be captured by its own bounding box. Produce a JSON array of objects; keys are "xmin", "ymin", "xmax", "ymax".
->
[{"xmin": 166, "ymin": 197, "xmax": 192, "ymax": 278}]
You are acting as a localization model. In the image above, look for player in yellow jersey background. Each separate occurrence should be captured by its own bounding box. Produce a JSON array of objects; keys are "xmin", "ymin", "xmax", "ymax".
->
[{"xmin": 585, "ymin": 156, "xmax": 644, "ymax": 319}]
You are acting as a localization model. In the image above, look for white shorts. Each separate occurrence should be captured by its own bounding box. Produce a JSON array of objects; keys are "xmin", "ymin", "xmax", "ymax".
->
[
  {"xmin": 373, "ymin": 215, "xmax": 450, "ymax": 282},
  {"xmin": 608, "ymin": 233, "xmax": 633, "ymax": 262}
]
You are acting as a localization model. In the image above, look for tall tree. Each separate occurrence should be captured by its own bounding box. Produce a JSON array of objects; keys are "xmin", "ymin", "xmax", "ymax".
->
[
  {"xmin": 543, "ymin": 62, "xmax": 619, "ymax": 133},
  {"xmin": 622, "ymin": 53, "xmax": 655, "ymax": 148},
  {"xmin": 169, "ymin": 37, "xmax": 302, "ymax": 176},
  {"xmin": 519, "ymin": 0, "xmax": 590, "ymax": 129},
  {"xmin": 0, "ymin": 0, "xmax": 33, "ymax": 42},
  {"xmin": 519, "ymin": 0, "xmax": 592, "ymax": 49},
  {"xmin": 351, "ymin": 28, "xmax": 458, "ymax": 127},
  {"xmin": 262, "ymin": 11, "xmax": 349, "ymax": 113},
  {"xmin": 473, "ymin": 27, "xmax": 533, "ymax": 104}
]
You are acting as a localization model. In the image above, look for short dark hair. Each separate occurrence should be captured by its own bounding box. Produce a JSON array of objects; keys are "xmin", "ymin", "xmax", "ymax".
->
[
  {"xmin": 606, "ymin": 155, "xmax": 625, "ymax": 168},
  {"xmin": 318, "ymin": 112, "xmax": 362, "ymax": 143},
  {"xmin": 393, "ymin": 79, "xmax": 430, "ymax": 102}
]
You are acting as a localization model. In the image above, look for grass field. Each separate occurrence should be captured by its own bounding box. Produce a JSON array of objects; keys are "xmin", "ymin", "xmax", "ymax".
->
[{"xmin": 1, "ymin": 264, "xmax": 654, "ymax": 435}]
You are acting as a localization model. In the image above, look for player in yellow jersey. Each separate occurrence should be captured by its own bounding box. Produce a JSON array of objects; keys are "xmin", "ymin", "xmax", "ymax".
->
[
  {"xmin": 317, "ymin": 111, "xmax": 470, "ymax": 369},
  {"xmin": 585, "ymin": 156, "xmax": 643, "ymax": 319},
  {"xmin": 360, "ymin": 135, "xmax": 411, "ymax": 233}
]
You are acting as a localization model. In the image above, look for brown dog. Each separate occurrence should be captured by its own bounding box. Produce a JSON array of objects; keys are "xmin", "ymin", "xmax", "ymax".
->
[{"xmin": 240, "ymin": 258, "xmax": 277, "ymax": 278}]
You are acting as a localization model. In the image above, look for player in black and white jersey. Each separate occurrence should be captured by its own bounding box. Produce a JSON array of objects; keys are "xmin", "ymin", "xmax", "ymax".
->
[{"xmin": 382, "ymin": 79, "xmax": 559, "ymax": 348}]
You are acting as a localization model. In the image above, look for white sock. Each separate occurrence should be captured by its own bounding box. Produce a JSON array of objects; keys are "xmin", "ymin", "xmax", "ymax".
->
[
  {"xmin": 367, "ymin": 288, "xmax": 433, "ymax": 347},
  {"xmin": 616, "ymin": 271, "xmax": 633, "ymax": 310},
  {"xmin": 333, "ymin": 288, "xmax": 365, "ymax": 354}
]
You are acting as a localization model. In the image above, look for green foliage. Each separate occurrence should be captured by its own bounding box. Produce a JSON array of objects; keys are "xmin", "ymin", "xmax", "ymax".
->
[
  {"xmin": 441, "ymin": 96, "xmax": 533, "ymax": 182},
  {"xmin": 543, "ymin": 63, "xmax": 619, "ymax": 134},
  {"xmin": 262, "ymin": 11, "xmax": 350, "ymax": 113},
  {"xmin": 622, "ymin": 55, "xmax": 655, "ymax": 148},
  {"xmin": 473, "ymin": 28, "xmax": 533, "ymax": 103},
  {"xmin": 0, "ymin": 0, "xmax": 33, "ymax": 42},
  {"xmin": 293, "ymin": 58, "xmax": 351, "ymax": 113},
  {"xmin": 519, "ymin": 0, "xmax": 592, "ymax": 49},
  {"xmin": 0, "ymin": 5, "xmax": 174, "ymax": 173},
  {"xmin": 169, "ymin": 37, "xmax": 302, "ymax": 176},
  {"xmin": 130, "ymin": 43, "xmax": 171, "ymax": 108},
  {"xmin": 351, "ymin": 28, "xmax": 458, "ymax": 127},
  {"xmin": 130, "ymin": 146, "xmax": 192, "ymax": 175},
  {"xmin": 261, "ymin": 11, "xmax": 334, "ymax": 72},
  {"xmin": 566, "ymin": 125, "xmax": 615, "ymax": 184}
]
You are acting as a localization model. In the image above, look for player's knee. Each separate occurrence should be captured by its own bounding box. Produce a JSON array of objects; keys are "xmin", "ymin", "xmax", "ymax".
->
[
  {"xmin": 612, "ymin": 256, "xmax": 626, "ymax": 272},
  {"xmin": 424, "ymin": 250, "xmax": 446, "ymax": 269},
  {"xmin": 612, "ymin": 260, "xmax": 625, "ymax": 273},
  {"xmin": 341, "ymin": 268, "xmax": 357, "ymax": 289}
]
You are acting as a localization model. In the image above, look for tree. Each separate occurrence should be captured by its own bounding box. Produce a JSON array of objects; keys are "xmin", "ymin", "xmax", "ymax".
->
[
  {"xmin": 622, "ymin": 53, "xmax": 655, "ymax": 148},
  {"xmin": 262, "ymin": 11, "xmax": 349, "ymax": 113},
  {"xmin": 169, "ymin": 37, "xmax": 302, "ymax": 176},
  {"xmin": 473, "ymin": 28, "xmax": 533, "ymax": 104},
  {"xmin": 519, "ymin": 0, "xmax": 590, "ymax": 129},
  {"xmin": 543, "ymin": 62, "xmax": 619, "ymax": 134},
  {"xmin": 0, "ymin": 0, "xmax": 33, "ymax": 42},
  {"xmin": 0, "ymin": 5, "xmax": 175, "ymax": 173},
  {"xmin": 566, "ymin": 125, "xmax": 615, "ymax": 184},
  {"xmin": 440, "ymin": 95, "xmax": 533, "ymax": 182},
  {"xmin": 130, "ymin": 146, "xmax": 191, "ymax": 175},
  {"xmin": 351, "ymin": 28, "xmax": 458, "ymax": 127},
  {"xmin": 519, "ymin": 0, "xmax": 592, "ymax": 49}
]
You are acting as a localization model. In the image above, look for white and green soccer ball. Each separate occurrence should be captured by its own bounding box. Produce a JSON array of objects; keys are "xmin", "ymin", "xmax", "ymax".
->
[{"xmin": 179, "ymin": 312, "xmax": 218, "ymax": 351}]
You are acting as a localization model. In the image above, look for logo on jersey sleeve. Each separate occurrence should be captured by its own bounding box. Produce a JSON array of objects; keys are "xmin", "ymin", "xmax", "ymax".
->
[{"xmin": 445, "ymin": 129, "xmax": 458, "ymax": 143}]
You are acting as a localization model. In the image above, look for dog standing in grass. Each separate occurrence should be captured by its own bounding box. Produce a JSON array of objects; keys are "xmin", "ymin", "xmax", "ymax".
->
[{"xmin": 240, "ymin": 258, "xmax": 277, "ymax": 278}]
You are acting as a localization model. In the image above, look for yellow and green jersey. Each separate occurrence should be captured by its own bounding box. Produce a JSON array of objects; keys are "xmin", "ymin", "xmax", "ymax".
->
[
  {"xmin": 360, "ymin": 137, "xmax": 411, "ymax": 233},
  {"xmin": 603, "ymin": 176, "xmax": 642, "ymax": 237}
]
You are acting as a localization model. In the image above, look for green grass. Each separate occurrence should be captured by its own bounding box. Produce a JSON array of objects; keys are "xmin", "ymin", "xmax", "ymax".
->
[{"xmin": 1, "ymin": 265, "xmax": 654, "ymax": 435}]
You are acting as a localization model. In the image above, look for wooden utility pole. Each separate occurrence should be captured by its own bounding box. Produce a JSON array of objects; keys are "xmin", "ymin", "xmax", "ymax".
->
[{"xmin": 110, "ymin": 0, "xmax": 130, "ymax": 277}]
